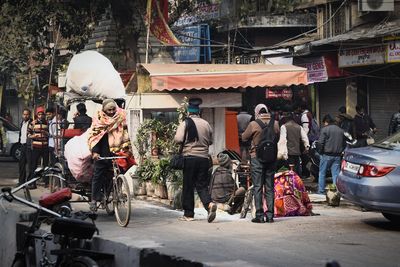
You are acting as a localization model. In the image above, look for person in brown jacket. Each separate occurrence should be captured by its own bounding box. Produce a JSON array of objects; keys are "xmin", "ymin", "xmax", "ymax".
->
[
  {"xmin": 174, "ymin": 98, "xmax": 217, "ymax": 223},
  {"xmin": 242, "ymin": 104, "xmax": 279, "ymax": 223}
]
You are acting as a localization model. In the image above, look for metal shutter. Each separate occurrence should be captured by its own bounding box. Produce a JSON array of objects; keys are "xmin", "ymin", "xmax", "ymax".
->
[
  {"xmin": 318, "ymin": 80, "xmax": 346, "ymax": 124},
  {"xmin": 369, "ymin": 79, "xmax": 400, "ymax": 141}
]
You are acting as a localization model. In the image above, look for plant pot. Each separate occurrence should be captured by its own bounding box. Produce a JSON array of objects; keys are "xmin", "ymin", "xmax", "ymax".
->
[
  {"xmin": 134, "ymin": 180, "xmax": 147, "ymax": 196},
  {"xmin": 145, "ymin": 181, "xmax": 155, "ymax": 197},
  {"xmin": 155, "ymin": 184, "xmax": 168, "ymax": 199},
  {"xmin": 326, "ymin": 189, "xmax": 341, "ymax": 206},
  {"xmin": 166, "ymin": 181, "xmax": 179, "ymax": 201}
]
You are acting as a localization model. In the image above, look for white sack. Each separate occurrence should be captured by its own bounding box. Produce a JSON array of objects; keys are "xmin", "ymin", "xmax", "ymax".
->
[
  {"xmin": 64, "ymin": 131, "xmax": 93, "ymax": 183},
  {"xmin": 66, "ymin": 51, "xmax": 126, "ymax": 99}
]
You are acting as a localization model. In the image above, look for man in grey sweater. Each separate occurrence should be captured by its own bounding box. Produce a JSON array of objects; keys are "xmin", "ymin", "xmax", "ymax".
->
[
  {"xmin": 174, "ymin": 98, "xmax": 217, "ymax": 223},
  {"xmin": 317, "ymin": 114, "xmax": 345, "ymax": 194}
]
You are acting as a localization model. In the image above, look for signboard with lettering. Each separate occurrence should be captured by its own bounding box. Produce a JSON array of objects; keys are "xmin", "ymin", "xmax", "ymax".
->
[
  {"xmin": 386, "ymin": 40, "xmax": 400, "ymax": 63},
  {"xmin": 265, "ymin": 88, "xmax": 293, "ymax": 100},
  {"xmin": 294, "ymin": 56, "xmax": 328, "ymax": 84},
  {"xmin": 338, "ymin": 46, "xmax": 385, "ymax": 67},
  {"xmin": 173, "ymin": 24, "xmax": 211, "ymax": 63}
]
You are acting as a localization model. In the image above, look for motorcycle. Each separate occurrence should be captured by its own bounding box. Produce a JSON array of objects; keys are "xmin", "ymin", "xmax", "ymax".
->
[{"xmin": 307, "ymin": 132, "xmax": 357, "ymax": 182}]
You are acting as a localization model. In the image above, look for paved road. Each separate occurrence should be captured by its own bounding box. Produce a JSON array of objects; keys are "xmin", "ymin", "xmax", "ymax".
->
[{"xmin": 1, "ymin": 157, "xmax": 400, "ymax": 267}]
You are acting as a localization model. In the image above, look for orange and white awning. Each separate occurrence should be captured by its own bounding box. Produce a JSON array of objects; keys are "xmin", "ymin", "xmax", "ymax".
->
[{"xmin": 139, "ymin": 64, "xmax": 308, "ymax": 91}]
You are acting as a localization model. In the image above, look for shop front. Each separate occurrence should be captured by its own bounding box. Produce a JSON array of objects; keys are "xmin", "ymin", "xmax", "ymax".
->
[{"xmin": 127, "ymin": 63, "xmax": 308, "ymax": 156}]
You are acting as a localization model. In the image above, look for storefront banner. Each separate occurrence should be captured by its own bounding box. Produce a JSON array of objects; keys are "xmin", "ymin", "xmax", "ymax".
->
[
  {"xmin": 294, "ymin": 57, "xmax": 328, "ymax": 84},
  {"xmin": 265, "ymin": 88, "xmax": 293, "ymax": 100},
  {"xmin": 338, "ymin": 46, "xmax": 385, "ymax": 67},
  {"xmin": 386, "ymin": 40, "xmax": 400, "ymax": 63}
]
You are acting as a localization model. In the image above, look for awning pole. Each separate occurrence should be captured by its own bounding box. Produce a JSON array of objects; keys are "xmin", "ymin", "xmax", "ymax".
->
[
  {"xmin": 145, "ymin": 21, "xmax": 150, "ymax": 64},
  {"xmin": 227, "ymin": 31, "xmax": 231, "ymax": 64}
]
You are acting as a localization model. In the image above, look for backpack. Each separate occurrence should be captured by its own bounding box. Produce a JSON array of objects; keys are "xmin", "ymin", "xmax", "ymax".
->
[
  {"xmin": 306, "ymin": 113, "xmax": 320, "ymax": 143},
  {"xmin": 209, "ymin": 167, "xmax": 235, "ymax": 203},
  {"xmin": 255, "ymin": 118, "xmax": 277, "ymax": 164}
]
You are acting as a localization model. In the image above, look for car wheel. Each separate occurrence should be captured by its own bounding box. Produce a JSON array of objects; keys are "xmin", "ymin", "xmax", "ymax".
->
[
  {"xmin": 382, "ymin": 212, "xmax": 400, "ymax": 224},
  {"xmin": 11, "ymin": 144, "xmax": 22, "ymax": 160}
]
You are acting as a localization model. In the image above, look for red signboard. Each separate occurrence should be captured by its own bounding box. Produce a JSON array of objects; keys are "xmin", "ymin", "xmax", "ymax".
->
[{"xmin": 265, "ymin": 88, "xmax": 293, "ymax": 100}]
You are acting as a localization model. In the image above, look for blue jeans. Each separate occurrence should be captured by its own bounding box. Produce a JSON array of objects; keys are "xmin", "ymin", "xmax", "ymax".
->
[
  {"xmin": 318, "ymin": 155, "xmax": 341, "ymax": 194},
  {"xmin": 250, "ymin": 157, "xmax": 276, "ymax": 220}
]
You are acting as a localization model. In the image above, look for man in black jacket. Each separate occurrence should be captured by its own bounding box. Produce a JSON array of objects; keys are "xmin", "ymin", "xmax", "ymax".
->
[
  {"xmin": 73, "ymin": 103, "xmax": 92, "ymax": 131},
  {"xmin": 354, "ymin": 105, "xmax": 376, "ymax": 147},
  {"xmin": 388, "ymin": 103, "xmax": 400, "ymax": 135},
  {"xmin": 336, "ymin": 106, "xmax": 355, "ymax": 138},
  {"xmin": 317, "ymin": 114, "xmax": 345, "ymax": 194},
  {"xmin": 18, "ymin": 109, "xmax": 32, "ymax": 185}
]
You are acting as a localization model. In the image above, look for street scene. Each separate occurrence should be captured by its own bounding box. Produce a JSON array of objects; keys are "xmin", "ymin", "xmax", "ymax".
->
[{"xmin": 1, "ymin": 0, "xmax": 400, "ymax": 267}]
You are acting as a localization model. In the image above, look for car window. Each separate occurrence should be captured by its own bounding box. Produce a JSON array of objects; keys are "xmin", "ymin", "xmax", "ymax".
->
[
  {"xmin": 0, "ymin": 117, "xmax": 19, "ymax": 131},
  {"xmin": 373, "ymin": 132, "xmax": 400, "ymax": 150}
]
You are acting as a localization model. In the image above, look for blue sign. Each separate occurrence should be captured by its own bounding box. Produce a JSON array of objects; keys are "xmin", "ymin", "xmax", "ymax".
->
[{"xmin": 174, "ymin": 24, "xmax": 211, "ymax": 63}]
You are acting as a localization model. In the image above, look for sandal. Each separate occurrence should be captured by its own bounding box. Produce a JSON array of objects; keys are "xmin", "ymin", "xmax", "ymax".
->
[
  {"xmin": 207, "ymin": 202, "xmax": 217, "ymax": 223},
  {"xmin": 89, "ymin": 201, "xmax": 98, "ymax": 212},
  {"xmin": 179, "ymin": 216, "xmax": 195, "ymax": 222}
]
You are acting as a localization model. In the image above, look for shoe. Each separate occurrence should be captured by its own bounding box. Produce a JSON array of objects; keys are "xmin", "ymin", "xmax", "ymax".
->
[
  {"xmin": 251, "ymin": 217, "xmax": 265, "ymax": 223},
  {"xmin": 207, "ymin": 202, "xmax": 217, "ymax": 223},
  {"xmin": 266, "ymin": 218, "xmax": 274, "ymax": 223},
  {"xmin": 179, "ymin": 216, "xmax": 195, "ymax": 222},
  {"xmin": 89, "ymin": 202, "xmax": 98, "ymax": 212}
]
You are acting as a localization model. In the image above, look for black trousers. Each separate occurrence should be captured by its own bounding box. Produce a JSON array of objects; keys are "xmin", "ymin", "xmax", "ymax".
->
[
  {"xmin": 49, "ymin": 147, "xmax": 56, "ymax": 166},
  {"xmin": 92, "ymin": 160, "xmax": 112, "ymax": 202},
  {"xmin": 287, "ymin": 155, "xmax": 302, "ymax": 177},
  {"xmin": 29, "ymin": 148, "xmax": 49, "ymax": 184},
  {"xmin": 182, "ymin": 156, "xmax": 212, "ymax": 218},
  {"xmin": 18, "ymin": 144, "xmax": 31, "ymax": 185}
]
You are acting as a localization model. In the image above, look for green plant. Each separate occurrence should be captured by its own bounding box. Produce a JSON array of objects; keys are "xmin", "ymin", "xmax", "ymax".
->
[
  {"xmin": 135, "ymin": 158, "xmax": 155, "ymax": 183},
  {"xmin": 325, "ymin": 184, "xmax": 337, "ymax": 190}
]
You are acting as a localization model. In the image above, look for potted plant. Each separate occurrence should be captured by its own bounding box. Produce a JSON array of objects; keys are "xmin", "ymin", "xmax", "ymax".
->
[
  {"xmin": 325, "ymin": 184, "xmax": 341, "ymax": 206},
  {"xmin": 136, "ymin": 158, "xmax": 155, "ymax": 197}
]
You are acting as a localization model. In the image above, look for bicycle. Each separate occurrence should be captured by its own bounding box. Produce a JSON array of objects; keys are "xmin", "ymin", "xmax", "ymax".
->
[
  {"xmin": 94, "ymin": 156, "xmax": 132, "ymax": 227},
  {"xmin": 1, "ymin": 186, "xmax": 114, "ymax": 267},
  {"xmin": 237, "ymin": 163, "xmax": 256, "ymax": 219}
]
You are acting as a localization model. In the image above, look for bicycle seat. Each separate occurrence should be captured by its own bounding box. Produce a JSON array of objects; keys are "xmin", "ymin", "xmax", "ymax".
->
[{"xmin": 51, "ymin": 217, "xmax": 97, "ymax": 240}]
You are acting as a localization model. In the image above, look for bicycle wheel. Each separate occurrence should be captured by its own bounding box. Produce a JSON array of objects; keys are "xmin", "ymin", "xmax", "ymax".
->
[
  {"xmin": 114, "ymin": 174, "xmax": 131, "ymax": 227},
  {"xmin": 240, "ymin": 189, "xmax": 253, "ymax": 219},
  {"xmin": 49, "ymin": 172, "xmax": 65, "ymax": 193},
  {"xmin": 62, "ymin": 256, "xmax": 99, "ymax": 267}
]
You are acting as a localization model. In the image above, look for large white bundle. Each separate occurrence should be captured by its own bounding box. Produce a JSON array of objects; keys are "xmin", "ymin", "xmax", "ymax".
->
[
  {"xmin": 66, "ymin": 51, "xmax": 126, "ymax": 99},
  {"xmin": 64, "ymin": 131, "xmax": 93, "ymax": 183}
]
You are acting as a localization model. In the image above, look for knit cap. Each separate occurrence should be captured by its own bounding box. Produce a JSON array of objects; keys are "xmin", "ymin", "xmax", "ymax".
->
[{"xmin": 218, "ymin": 153, "xmax": 232, "ymax": 169}]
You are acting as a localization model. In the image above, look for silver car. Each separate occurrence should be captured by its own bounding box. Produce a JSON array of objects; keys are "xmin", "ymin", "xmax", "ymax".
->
[
  {"xmin": 337, "ymin": 132, "xmax": 400, "ymax": 224},
  {"xmin": 0, "ymin": 117, "xmax": 21, "ymax": 160}
]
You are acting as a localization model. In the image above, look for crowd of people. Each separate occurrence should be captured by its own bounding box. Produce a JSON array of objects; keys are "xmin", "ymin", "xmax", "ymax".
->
[{"xmin": 13, "ymin": 97, "xmax": 400, "ymax": 224}]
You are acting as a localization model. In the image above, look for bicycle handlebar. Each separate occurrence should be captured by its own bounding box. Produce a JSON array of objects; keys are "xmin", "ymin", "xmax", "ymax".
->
[{"xmin": 98, "ymin": 156, "xmax": 126, "ymax": 160}]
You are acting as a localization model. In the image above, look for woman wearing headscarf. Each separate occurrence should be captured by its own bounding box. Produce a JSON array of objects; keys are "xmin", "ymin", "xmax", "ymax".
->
[
  {"xmin": 241, "ymin": 104, "xmax": 279, "ymax": 223},
  {"xmin": 87, "ymin": 99, "xmax": 131, "ymax": 210}
]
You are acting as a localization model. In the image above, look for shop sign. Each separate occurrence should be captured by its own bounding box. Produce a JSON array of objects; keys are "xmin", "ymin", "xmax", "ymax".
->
[
  {"xmin": 174, "ymin": 2, "xmax": 220, "ymax": 27},
  {"xmin": 234, "ymin": 54, "xmax": 262, "ymax": 64},
  {"xmin": 174, "ymin": 24, "xmax": 211, "ymax": 63},
  {"xmin": 338, "ymin": 46, "xmax": 385, "ymax": 67},
  {"xmin": 265, "ymin": 88, "xmax": 293, "ymax": 100},
  {"xmin": 294, "ymin": 57, "xmax": 328, "ymax": 83},
  {"xmin": 386, "ymin": 40, "xmax": 400, "ymax": 63}
]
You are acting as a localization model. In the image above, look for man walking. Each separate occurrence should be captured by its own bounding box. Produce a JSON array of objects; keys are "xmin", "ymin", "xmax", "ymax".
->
[
  {"xmin": 237, "ymin": 109, "xmax": 252, "ymax": 161},
  {"xmin": 388, "ymin": 103, "xmax": 400, "ymax": 135},
  {"xmin": 46, "ymin": 107, "xmax": 56, "ymax": 166},
  {"xmin": 336, "ymin": 106, "xmax": 355, "ymax": 138},
  {"xmin": 242, "ymin": 104, "xmax": 279, "ymax": 223},
  {"xmin": 18, "ymin": 108, "xmax": 32, "ymax": 185},
  {"xmin": 317, "ymin": 115, "xmax": 345, "ymax": 195},
  {"xmin": 28, "ymin": 106, "xmax": 49, "ymax": 189},
  {"xmin": 174, "ymin": 98, "xmax": 217, "ymax": 223}
]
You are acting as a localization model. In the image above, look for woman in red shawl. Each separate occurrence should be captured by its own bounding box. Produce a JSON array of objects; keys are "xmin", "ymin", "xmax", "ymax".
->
[{"xmin": 88, "ymin": 99, "xmax": 131, "ymax": 210}]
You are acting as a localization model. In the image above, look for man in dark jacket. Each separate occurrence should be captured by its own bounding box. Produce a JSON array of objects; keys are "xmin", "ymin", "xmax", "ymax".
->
[
  {"xmin": 354, "ymin": 105, "xmax": 376, "ymax": 147},
  {"xmin": 18, "ymin": 108, "xmax": 32, "ymax": 185},
  {"xmin": 317, "ymin": 114, "xmax": 345, "ymax": 194},
  {"xmin": 73, "ymin": 103, "xmax": 92, "ymax": 131},
  {"xmin": 388, "ymin": 103, "xmax": 400, "ymax": 135},
  {"xmin": 336, "ymin": 106, "xmax": 355, "ymax": 138}
]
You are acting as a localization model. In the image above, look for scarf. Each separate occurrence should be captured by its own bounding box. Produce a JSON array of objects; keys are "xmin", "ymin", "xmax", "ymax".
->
[
  {"xmin": 88, "ymin": 107, "xmax": 131, "ymax": 153},
  {"xmin": 254, "ymin": 104, "xmax": 268, "ymax": 119}
]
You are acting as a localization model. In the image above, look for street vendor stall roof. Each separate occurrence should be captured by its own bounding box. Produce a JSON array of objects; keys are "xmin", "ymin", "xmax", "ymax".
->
[{"xmin": 139, "ymin": 63, "xmax": 308, "ymax": 91}]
